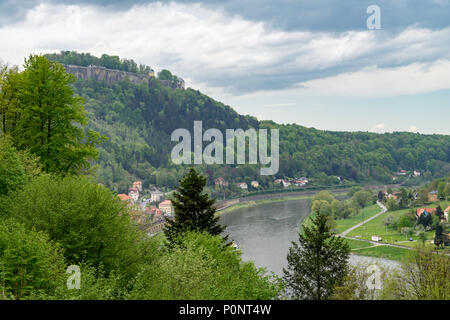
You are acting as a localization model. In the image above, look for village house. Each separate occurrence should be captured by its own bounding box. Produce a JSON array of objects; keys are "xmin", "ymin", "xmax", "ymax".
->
[
  {"xmin": 214, "ymin": 177, "xmax": 229, "ymax": 188},
  {"xmin": 159, "ymin": 200, "xmax": 173, "ymax": 214},
  {"xmin": 428, "ymin": 190, "xmax": 438, "ymax": 202},
  {"xmin": 132, "ymin": 181, "xmax": 143, "ymax": 192},
  {"xmin": 444, "ymin": 206, "xmax": 450, "ymax": 222},
  {"xmin": 413, "ymin": 170, "xmax": 421, "ymax": 177},
  {"xmin": 294, "ymin": 177, "xmax": 309, "ymax": 187},
  {"xmin": 118, "ymin": 193, "xmax": 132, "ymax": 203},
  {"xmin": 281, "ymin": 180, "xmax": 291, "ymax": 188},
  {"xmin": 150, "ymin": 188, "xmax": 164, "ymax": 203},
  {"xmin": 128, "ymin": 187, "xmax": 139, "ymax": 202},
  {"xmin": 251, "ymin": 181, "xmax": 259, "ymax": 188},
  {"xmin": 416, "ymin": 208, "xmax": 436, "ymax": 219},
  {"xmin": 274, "ymin": 179, "xmax": 283, "ymax": 185},
  {"xmin": 237, "ymin": 182, "xmax": 248, "ymax": 190}
]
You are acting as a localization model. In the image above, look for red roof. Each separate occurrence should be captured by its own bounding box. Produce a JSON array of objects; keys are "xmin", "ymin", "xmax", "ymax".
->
[
  {"xmin": 416, "ymin": 208, "xmax": 436, "ymax": 217},
  {"xmin": 160, "ymin": 200, "xmax": 172, "ymax": 206},
  {"xmin": 118, "ymin": 194, "xmax": 131, "ymax": 201}
]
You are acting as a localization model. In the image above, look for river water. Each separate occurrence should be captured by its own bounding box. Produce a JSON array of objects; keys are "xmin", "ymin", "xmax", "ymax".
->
[{"xmin": 219, "ymin": 198, "xmax": 399, "ymax": 276}]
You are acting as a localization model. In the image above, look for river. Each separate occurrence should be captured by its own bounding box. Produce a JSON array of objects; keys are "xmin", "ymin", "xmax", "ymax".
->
[{"xmin": 219, "ymin": 197, "xmax": 399, "ymax": 276}]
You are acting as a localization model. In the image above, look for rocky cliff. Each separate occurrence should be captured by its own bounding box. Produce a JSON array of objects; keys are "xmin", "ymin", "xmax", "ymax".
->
[{"xmin": 64, "ymin": 64, "xmax": 185, "ymax": 89}]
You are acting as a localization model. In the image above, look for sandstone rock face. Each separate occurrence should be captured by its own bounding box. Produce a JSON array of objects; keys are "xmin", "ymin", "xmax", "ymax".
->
[{"xmin": 64, "ymin": 64, "xmax": 185, "ymax": 90}]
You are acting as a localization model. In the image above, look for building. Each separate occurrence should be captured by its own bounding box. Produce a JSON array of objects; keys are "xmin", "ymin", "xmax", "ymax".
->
[
  {"xmin": 281, "ymin": 180, "xmax": 291, "ymax": 188},
  {"xmin": 294, "ymin": 177, "xmax": 309, "ymax": 187},
  {"xmin": 413, "ymin": 170, "xmax": 421, "ymax": 177},
  {"xmin": 237, "ymin": 182, "xmax": 248, "ymax": 190},
  {"xmin": 159, "ymin": 200, "xmax": 173, "ymax": 214},
  {"xmin": 132, "ymin": 181, "xmax": 143, "ymax": 192},
  {"xmin": 416, "ymin": 208, "xmax": 436, "ymax": 219},
  {"xmin": 371, "ymin": 236, "xmax": 382, "ymax": 242},
  {"xmin": 429, "ymin": 190, "xmax": 438, "ymax": 202},
  {"xmin": 150, "ymin": 188, "xmax": 164, "ymax": 203},
  {"xmin": 118, "ymin": 194, "xmax": 132, "ymax": 202},
  {"xmin": 251, "ymin": 181, "xmax": 259, "ymax": 188},
  {"xmin": 444, "ymin": 206, "xmax": 450, "ymax": 222},
  {"xmin": 215, "ymin": 177, "xmax": 229, "ymax": 188},
  {"xmin": 128, "ymin": 187, "xmax": 139, "ymax": 202}
]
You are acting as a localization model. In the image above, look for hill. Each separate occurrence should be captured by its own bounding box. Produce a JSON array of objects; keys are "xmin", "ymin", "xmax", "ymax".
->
[{"xmin": 45, "ymin": 52, "xmax": 450, "ymax": 194}]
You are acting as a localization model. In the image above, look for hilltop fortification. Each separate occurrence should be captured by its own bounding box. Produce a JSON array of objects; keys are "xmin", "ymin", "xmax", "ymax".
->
[{"xmin": 63, "ymin": 64, "xmax": 185, "ymax": 90}]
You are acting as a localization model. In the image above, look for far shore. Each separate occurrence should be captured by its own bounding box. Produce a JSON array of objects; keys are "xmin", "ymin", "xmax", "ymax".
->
[{"xmin": 215, "ymin": 189, "xmax": 348, "ymax": 216}]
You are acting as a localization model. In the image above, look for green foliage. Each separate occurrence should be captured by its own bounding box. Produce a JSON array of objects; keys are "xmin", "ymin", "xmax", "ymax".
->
[
  {"xmin": 397, "ymin": 214, "xmax": 413, "ymax": 230},
  {"xmin": 0, "ymin": 55, "xmax": 105, "ymax": 175},
  {"xmin": 44, "ymin": 51, "xmax": 152, "ymax": 75},
  {"xmin": 381, "ymin": 248, "xmax": 450, "ymax": 300},
  {"xmin": 386, "ymin": 197, "xmax": 399, "ymax": 211},
  {"xmin": 0, "ymin": 136, "xmax": 26, "ymax": 196},
  {"xmin": 164, "ymin": 168, "xmax": 227, "ymax": 245},
  {"xmin": 35, "ymin": 52, "xmax": 450, "ymax": 190},
  {"xmin": 128, "ymin": 232, "xmax": 281, "ymax": 300},
  {"xmin": 283, "ymin": 211, "xmax": 350, "ymax": 300},
  {"xmin": 0, "ymin": 219, "xmax": 65, "ymax": 299},
  {"xmin": 352, "ymin": 190, "xmax": 373, "ymax": 208},
  {"xmin": 4, "ymin": 174, "xmax": 147, "ymax": 278},
  {"xmin": 312, "ymin": 190, "xmax": 335, "ymax": 204}
]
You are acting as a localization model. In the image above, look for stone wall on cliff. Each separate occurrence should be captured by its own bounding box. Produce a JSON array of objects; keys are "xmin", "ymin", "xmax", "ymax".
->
[{"xmin": 64, "ymin": 64, "xmax": 185, "ymax": 90}]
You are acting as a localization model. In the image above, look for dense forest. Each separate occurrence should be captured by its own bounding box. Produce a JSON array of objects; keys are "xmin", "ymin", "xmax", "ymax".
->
[{"xmin": 28, "ymin": 51, "xmax": 449, "ymax": 193}]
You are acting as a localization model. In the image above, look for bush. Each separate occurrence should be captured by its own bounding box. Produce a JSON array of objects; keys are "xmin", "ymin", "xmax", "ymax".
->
[
  {"xmin": 0, "ymin": 220, "xmax": 64, "ymax": 299},
  {"xmin": 128, "ymin": 232, "xmax": 282, "ymax": 300},
  {"xmin": 4, "ymin": 174, "xmax": 151, "ymax": 278}
]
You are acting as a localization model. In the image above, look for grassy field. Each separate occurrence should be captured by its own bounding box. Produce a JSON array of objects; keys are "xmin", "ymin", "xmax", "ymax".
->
[
  {"xmin": 350, "ymin": 245, "xmax": 411, "ymax": 261},
  {"xmin": 347, "ymin": 200, "xmax": 449, "ymax": 243},
  {"xmin": 334, "ymin": 204, "xmax": 380, "ymax": 234}
]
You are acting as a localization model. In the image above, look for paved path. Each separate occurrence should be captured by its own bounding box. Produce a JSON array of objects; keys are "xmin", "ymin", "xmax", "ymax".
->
[
  {"xmin": 338, "ymin": 202, "xmax": 450, "ymax": 256},
  {"xmin": 339, "ymin": 201, "xmax": 387, "ymax": 237}
]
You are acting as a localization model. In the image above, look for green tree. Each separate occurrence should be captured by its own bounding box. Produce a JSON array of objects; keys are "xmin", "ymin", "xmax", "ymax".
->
[
  {"xmin": 435, "ymin": 205, "xmax": 444, "ymax": 221},
  {"xmin": 0, "ymin": 219, "xmax": 65, "ymax": 299},
  {"xmin": 0, "ymin": 64, "xmax": 22, "ymax": 135},
  {"xmin": 4, "ymin": 175, "xmax": 149, "ymax": 278},
  {"xmin": 397, "ymin": 214, "xmax": 413, "ymax": 231},
  {"xmin": 434, "ymin": 223, "xmax": 444, "ymax": 247},
  {"xmin": 0, "ymin": 136, "xmax": 26, "ymax": 196},
  {"xmin": 381, "ymin": 248, "xmax": 449, "ymax": 300},
  {"xmin": 283, "ymin": 211, "xmax": 350, "ymax": 300},
  {"xmin": 15, "ymin": 55, "xmax": 104, "ymax": 174},
  {"xmin": 417, "ymin": 188, "xmax": 429, "ymax": 204},
  {"xmin": 128, "ymin": 232, "xmax": 281, "ymax": 300},
  {"xmin": 386, "ymin": 197, "xmax": 399, "ymax": 211},
  {"xmin": 352, "ymin": 190, "xmax": 373, "ymax": 208},
  {"xmin": 164, "ymin": 168, "xmax": 227, "ymax": 245}
]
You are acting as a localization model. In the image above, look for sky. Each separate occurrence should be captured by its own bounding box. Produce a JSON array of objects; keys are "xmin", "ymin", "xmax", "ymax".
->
[{"xmin": 0, "ymin": 0, "xmax": 449, "ymax": 134}]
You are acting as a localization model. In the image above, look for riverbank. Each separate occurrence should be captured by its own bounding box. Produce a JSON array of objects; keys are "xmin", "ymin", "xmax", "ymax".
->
[{"xmin": 216, "ymin": 189, "xmax": 347, "ymax": 216}]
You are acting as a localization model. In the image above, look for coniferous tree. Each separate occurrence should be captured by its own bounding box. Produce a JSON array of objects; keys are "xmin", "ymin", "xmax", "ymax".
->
[
  {"xmin": 435, "ymin": 205, "xmax": 444, "ymax": 221},
  {"xmin": 283, "ymin": 211, "xmax": 350, "ymax": 300},
  {"xmin": 164, "ymin": 168, "xmax": 227, "ymax": 245}
]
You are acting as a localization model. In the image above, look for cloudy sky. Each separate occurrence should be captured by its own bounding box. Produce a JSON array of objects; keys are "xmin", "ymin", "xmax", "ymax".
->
[{"xmin": 1, "ymin": 0, "xmax": 449, "ymax": 134}]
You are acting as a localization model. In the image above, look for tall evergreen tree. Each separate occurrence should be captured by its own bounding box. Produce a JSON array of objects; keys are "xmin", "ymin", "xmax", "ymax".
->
[
  {"xmin": 164, "ymin": 168, "xmax": 227, "ymax": 245},
  {"xmin": 435, "ymin": 205, "xmax": 444, "ymax": 221},
  {"xmin": 283, "ymin": 211, "xmax": 350, "ymax": 300}
]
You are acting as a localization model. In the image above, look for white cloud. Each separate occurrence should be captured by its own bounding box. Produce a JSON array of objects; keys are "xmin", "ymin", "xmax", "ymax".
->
[
  {"xmin": 0, "ymin": 2, "xmax": 449, "ymax": 97},
  {"xmin": 408, "ymin": 126, "xmax": 419, "ymax": 133},
  {"xmin": 370, "ymin": 123, "xmax": 388, "ymax": 133},
  {"xmin": 297, "ymin": 59, "xmax": 450, "ymax": 97}
]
